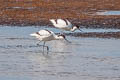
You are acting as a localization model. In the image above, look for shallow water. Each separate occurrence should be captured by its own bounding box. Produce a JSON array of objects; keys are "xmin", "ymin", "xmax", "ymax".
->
[
  {"xmin": 0, "ymin": 26, "xmax": 120, "ymax": 80},
  {"xmin": 96, "ymin": 11, "xmax": 120, "ymax": 15}
]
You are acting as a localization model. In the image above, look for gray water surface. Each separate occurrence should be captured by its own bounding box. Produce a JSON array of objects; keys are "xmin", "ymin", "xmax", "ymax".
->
[
  {"xmin": 0, "ymin": 26, "xmax": 120, "ymax": 80},
  {"xmin": 96, "ymin": 11, "xmax": 120, "ymax": 15}
]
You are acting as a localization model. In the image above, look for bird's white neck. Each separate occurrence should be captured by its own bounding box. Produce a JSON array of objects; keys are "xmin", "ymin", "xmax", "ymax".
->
[{"xmin": 54, "ymin": 35, "xmax": 63, "ymax": 40}]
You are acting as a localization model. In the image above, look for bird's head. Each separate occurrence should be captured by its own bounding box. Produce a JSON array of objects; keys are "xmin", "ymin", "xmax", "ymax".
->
[
  {"xmin": 57, "ymin": 34, "xmax": 71, "ymax": 43},
  {"xmin": 73, "ymin": 25, "xmax": 83, "ymax": 32}
]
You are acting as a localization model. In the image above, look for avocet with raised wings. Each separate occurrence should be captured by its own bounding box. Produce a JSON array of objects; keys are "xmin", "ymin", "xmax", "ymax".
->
[
  {"xmin": 30, "ymin": 29, "xmax": 70, "ymax": 54},
  {"xmin": 50, "ymin": 19, "xmax": 83, "ymax": 32}
]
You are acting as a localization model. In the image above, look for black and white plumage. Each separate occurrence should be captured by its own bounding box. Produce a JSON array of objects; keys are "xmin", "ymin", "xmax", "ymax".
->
[
  {"xmin": 50, "ymin": 19, "xmax": 82, "ymax": 32},
  {"xmin": 30, "ymin": 29, "xmax": 70, "ymax": 54}
]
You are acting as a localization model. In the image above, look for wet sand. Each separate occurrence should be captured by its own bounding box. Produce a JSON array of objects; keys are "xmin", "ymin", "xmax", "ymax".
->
[{"xmin": 0, "ymin": 26, "xmax": 120, "ymax": 80}]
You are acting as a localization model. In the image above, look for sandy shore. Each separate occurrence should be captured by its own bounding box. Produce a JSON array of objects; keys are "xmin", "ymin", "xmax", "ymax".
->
[{"xmin": 0, "ymin": 0, "xmax": 120, "ymax": 28}]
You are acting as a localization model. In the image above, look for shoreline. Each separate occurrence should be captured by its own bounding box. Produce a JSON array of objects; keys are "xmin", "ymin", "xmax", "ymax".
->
[{"xmin": 0, "ymin": 17, "xmax": 120, "ymax": 29}]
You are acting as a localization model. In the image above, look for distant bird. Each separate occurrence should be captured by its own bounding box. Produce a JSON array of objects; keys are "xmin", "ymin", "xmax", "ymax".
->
[
  {"xmin": 50, "ymin": 19, "xmax": 83, "ymax": 32},
  {"xmin": 30, "ymin": 29, "xmax": 70, "ymax": 54}
]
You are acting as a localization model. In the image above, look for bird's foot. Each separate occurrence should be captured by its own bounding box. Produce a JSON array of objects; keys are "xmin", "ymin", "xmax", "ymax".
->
[
  {"xmin": 37, "ymin": 43, "xmax": 39, "ymax": 46},
  {"xmin": 42, "ymin": 46, "xmax": 49, "ymax": 55}
]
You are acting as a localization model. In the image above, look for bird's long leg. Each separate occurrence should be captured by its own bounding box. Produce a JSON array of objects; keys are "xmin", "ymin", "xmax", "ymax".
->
[
  {"xmin": 44, "ymin": 45, "xmax": 49, "ymax": 54},
  {"xmin": 37, "ymin": 41, "xmax": 46, "ymax": 48},
  {"xmin": 43, "ymin": 43, "xmax": 49, "ymax": 54},
  {"xmin": 37, "ymin": 41, "xmax": 47, "ymax": 54},
  {"xmin": 39, "ymin": 42, "xmax": 49, "ymax": 54},
  {"xmin": 43, "ymin": 42, "xmax": 45, "ymax": 54}
]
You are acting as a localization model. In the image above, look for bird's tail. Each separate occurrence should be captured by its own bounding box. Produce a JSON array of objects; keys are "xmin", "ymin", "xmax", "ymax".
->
[
  {"xmin": 30, "ymin": 33, "xmax": 37, "ymax": 37},
  {"xmin": 49, "ymin": 19, "xmax": 56, "ymax": 25}
]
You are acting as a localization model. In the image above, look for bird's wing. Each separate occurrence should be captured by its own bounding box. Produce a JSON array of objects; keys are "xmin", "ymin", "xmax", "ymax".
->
[
  {"xmin": 66, "ymin": 19, "xmax": 73, "ymax": 27},
  {"xmin": 57, "ymin": 19, "xmax": 73, "ymax": 28},
  {"xmin": 50, "ymin": 19, "xmax": 72, "ymax": 28},
  {"xmin": 38, "ymin": 29, "xmax": 53, "ymax": 37},
  {"xmin": 57, "ymin": 19, "xmax": 68, "ymax": 26},
  {"xmin": 66, "ymin": 19, "xmax": 72, "ymax": 26},
  {"xmin": 50, "ymin": 19, "xmax": 66, "ymax": 28}
]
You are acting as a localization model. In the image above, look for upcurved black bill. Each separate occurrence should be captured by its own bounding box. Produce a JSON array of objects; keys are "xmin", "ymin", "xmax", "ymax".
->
[
  {"xmin": 64, "ymin": 38, "xmax": 71, "ymax": 43},
  {"xmin": 78, "ymin": 28, "xmax": 83, "ymax": 32}
]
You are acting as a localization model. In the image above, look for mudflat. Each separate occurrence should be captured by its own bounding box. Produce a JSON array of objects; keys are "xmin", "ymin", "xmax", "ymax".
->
[{"xmin": 0, "ymin": 0, "xmax": 120, "ymax": 28}]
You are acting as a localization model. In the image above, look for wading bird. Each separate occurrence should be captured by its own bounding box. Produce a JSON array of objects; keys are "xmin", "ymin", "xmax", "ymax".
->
[
  {"xmin": 30, "ymin": 29, "xmax": 70, "ymax": 54},
  {"xmin": 50, "ymin": 19, "xmax": 83, "ymax": 32}
]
